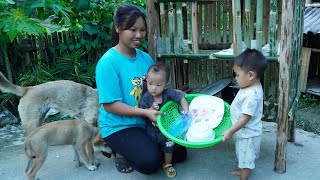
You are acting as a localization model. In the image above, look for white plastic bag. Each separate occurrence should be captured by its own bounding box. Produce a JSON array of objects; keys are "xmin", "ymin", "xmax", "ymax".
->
[{"xmin": 189, "ymin": 95, "xmax": 225, "ymax": 129}]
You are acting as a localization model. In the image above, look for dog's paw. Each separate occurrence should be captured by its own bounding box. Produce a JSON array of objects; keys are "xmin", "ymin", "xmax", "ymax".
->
[
  {"xmin": 92, "ymin": 159, "xmax": 100, "ymax": 167},
  {"xmin": 86, "ymin": 165, "xmax": 98, "ymax": 171},
  {"xmin": 75, "ymin": 161, "xmax": 83, "ymax": 167}
]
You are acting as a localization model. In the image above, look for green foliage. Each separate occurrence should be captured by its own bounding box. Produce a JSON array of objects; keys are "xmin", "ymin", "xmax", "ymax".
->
[
  {"xmin": 0, "ymin": 0, "xmax": 149, "ymax": 111},
  {"xmin": 0, "ymin": 8, "xmax": 45, "ymax": 42},
  {"xmin": 17, "ymin": 63, "xmax": 55, "ymax": 86},
  {"xmin": 54, "ymin": 49, "xmax": 95, "ymax": 85},
  {"xmin": 298, "ymin": 94, "xmax": 320, "ymax": 109}
]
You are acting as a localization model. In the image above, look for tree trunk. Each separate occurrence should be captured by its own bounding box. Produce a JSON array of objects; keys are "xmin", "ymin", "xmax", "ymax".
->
[
  {"xmin": 146, "ymin": 0, "xmax": 159, "ymax": 61},
  {"xmin": 1, "ymin": 45, "xmax": 13, "ymax": 82},
  {"xmin": 274, "ymin": 0, "xmax": 294, "ymax": 174}
]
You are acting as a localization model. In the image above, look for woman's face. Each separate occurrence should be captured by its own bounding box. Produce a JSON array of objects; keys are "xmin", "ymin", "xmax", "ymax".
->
[{"xmin": 117, "ymin": 17, "xmax": 146, "ymax": 49}]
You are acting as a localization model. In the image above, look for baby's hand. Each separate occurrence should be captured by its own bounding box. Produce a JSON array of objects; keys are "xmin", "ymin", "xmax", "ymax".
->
[
  {"xmin": 152, "ymin": 102, "xmax": 160, "ymax": 110},
  {"xmin": 222, "ymin": 130, "xmax": 233, "ymax": 142}
]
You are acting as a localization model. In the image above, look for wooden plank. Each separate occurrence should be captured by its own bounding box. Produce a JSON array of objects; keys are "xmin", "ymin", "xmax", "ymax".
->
[
  {"xmin": 299, "ymin": 48, "xmax": 312, "ymax": 92},
  {"xmin": 274, "ymin": 0, "xmax": 294, "ymax": 174}
]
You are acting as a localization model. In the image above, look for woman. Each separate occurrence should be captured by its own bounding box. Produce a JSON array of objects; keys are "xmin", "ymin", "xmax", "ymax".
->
[{"xmin": 95, "ymin": 4, "xmax": 187, "ymax": 175}]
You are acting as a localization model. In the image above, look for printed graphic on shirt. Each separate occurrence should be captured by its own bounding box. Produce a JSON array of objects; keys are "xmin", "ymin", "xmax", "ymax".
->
[{"xmin": 130, "ymin": 77, "xmax": 143, "ymax": 107}]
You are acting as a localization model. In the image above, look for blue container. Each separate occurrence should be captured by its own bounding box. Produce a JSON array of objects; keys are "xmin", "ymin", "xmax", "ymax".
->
[{"xmin": 167, "ymin": 113, "xmax": 192, "ymax": 137}]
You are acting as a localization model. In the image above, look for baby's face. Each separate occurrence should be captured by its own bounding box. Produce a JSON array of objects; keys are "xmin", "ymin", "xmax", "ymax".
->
[
  {"xmin": 233, "ymin": 65, "xmax": 252, "ymax": 89},
  {"xmin": 146, "ymin": 70, "xmax": 167, "ymax": 97}
]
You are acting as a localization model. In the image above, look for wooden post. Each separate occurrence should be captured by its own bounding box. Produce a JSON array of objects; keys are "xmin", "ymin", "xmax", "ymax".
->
[
  {"xmin": 274, "ymin": 0, "xmax": 294, "ymax": 174},
  {"xmin": 146, "ymin": 0, "xmax": 159, "ymax": 60}
]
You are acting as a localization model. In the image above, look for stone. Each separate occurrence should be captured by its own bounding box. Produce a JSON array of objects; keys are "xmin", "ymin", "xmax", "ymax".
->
[{"xmin": 0, "ymin": 106, "xmax": 18, "ymax": 127}]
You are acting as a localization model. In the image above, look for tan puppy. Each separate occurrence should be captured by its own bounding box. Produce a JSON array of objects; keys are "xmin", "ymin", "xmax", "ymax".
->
[
  {"xmin": 0, "ymin": 71, "xmax": 99, "ymax": 135},
  {"xmin": 24, "ymin": 119, "xmax": 100, "ymax": 180}
]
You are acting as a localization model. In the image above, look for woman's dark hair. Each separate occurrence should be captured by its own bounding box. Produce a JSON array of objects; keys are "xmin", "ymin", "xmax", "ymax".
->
[
  {"xmin": 111, "ymin": 4, "xmax": 147, "ymax": 47},
  {"xmin": 234, "ymin": 48, "xmax": 268, "ymax": 78}
]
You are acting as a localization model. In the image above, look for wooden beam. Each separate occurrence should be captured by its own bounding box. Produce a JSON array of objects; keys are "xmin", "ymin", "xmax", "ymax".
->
[
  {"xmin": 146, "ymin": 0, "xmax": 159, "ymax": 60},
  {"xmin": 274, "ymin": 0, "xmax": 294, "ymax": 174}
]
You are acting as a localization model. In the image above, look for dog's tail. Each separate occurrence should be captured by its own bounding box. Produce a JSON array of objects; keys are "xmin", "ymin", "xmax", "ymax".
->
[
  {"xmin": 24, "ymin": 138, "xmax": 35, "ymax": 173},
  {"xmin": 0, "ymin": 71, "xmax": 27, "ymax": 96}
]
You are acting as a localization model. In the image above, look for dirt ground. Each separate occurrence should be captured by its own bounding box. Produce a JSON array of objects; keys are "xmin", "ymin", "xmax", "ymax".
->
[{"xmin": 1, "ymin": 122, "xmax": 320, "ymax": 180}]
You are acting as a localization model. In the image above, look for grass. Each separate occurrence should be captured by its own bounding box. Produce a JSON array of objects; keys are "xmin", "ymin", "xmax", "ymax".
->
[{"xmin": 296, "ymin": 93, "xmax": 320, "ymax": 135}]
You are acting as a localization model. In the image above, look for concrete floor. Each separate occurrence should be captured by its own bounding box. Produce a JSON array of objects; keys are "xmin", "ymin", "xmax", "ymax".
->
[{"xmin": 1, "ymin": 122, "xmax": 320, "ymax": 180}]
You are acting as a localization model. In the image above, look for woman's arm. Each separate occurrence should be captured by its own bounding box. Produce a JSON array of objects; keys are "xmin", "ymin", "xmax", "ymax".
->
[{"xmin": 103, "ymin": 101, "xmax": 164, "ymax": 122}]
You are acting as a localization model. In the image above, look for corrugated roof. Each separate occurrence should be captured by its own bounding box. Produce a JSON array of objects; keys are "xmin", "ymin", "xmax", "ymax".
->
[
  {"xmin": 304, "ymin": 5, "xmax": 320, "ymax": 34},
  {"xmin": 303, "ymin": 5, "xmax": 320, "ymax": 48}
]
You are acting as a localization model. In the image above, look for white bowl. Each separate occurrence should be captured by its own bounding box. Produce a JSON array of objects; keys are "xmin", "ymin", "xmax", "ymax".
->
[{"xmin": 186, "ymin": 122, "xmax": 215, "ymax": 142}]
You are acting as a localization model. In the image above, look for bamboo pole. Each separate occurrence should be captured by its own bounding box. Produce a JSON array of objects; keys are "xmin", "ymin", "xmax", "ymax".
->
[
  {"xmin": 229, "ymin": 0, "xmax": 233, "ymax": 42},
  {"xmin": 187, "ymin": 2, "xmax": 192, "ymax": 51},
  {"xmin": 198, "ymin": 3, "xmax": 202, "ymax": 43},
  {"xmin": 223, "ymin": 0, "xmax": 228, "ymax": 43},
  {"xmin": 192, "ymin": 2, "xmax": 199, "ymax": 53},
  {"xmin": 208, "ymin": 3, "xmax": 213, "ymax": 44},
  {"xmin": 275, "ymin": 0, "xmax": 294, "ymax": 174},
  {"xmin": 245, "ymin": 0, "xmax": 251, "ymax": 48},
  {"xmin": 160, "ymin": 3, "xmax": 166, "ymax": 54},
  {"xmin": 262, "ymin": 0, "xmax": 270, "ymax": 45},
  {"xmin": 256, "ymin": 0, "xmax": 263, "ymax": 51},
  {"xmin": 177, "ymin": 2, "xmax": 184, "ymax": 53},
  {"xmin": 204, "ymin": 4, "xmax": 209, "ymax": 42},
  {"xmin": 250, "ymin": 0, "xmax": 256, "ymax": 40},
  {"xmin": 232, "ymin": 0, "xmax": 242, "ymax": 55},
  {"xmin": 217, "ymin": 1, "xmax": 221, "ymax": 43},
  {"xmin": 168, "ymin": 2, "xmax": 175, "ymax": 53},
  {"xmin": 269, "ymin": 0, "xmax": 278, "ymax": 56},
  {"xmin": 212, "ymin": 1, "xmax": 217, "ymax": 44}
]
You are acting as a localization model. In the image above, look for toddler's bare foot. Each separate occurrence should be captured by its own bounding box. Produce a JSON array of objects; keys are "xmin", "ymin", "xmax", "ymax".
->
[{"xmin": 228, "ymin": 169, "xmax": 241, "ymax": 176}]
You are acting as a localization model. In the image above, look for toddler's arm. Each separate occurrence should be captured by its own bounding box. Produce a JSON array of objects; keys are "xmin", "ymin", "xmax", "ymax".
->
[
  {"xmin": 222, "ymin": 114, "xmax": 251, "ymax": 141},
  {"xmin": 180, "ymin": 97, "xmax": 189, "ymax": 114}
]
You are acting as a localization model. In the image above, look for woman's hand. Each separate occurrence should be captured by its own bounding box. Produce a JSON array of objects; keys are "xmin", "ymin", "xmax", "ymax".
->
[{"xmin": 144, "ymin": 109, "xmax": 165, "ymax": 123}]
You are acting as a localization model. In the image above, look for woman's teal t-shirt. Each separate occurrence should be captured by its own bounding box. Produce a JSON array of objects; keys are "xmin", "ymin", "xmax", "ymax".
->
[{"xmin": 95, "ymin": 48, "xmax": 154, "ymax": 138}]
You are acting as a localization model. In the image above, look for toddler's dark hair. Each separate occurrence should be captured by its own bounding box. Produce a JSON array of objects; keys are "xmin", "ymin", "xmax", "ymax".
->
[
  {"xmin": 234, "ymin": 48, "xmax": 268, "ymax": 78},
  {"xmin": 111, "ymin": 4, "xmax": 146, "ymax": 46},
  {"xmin": 148, "ymin": 62, "xmax": 170, "ymax": 83}
]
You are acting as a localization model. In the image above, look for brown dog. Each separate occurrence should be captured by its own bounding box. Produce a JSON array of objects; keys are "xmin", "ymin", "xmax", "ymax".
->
[
  {"xmin": 24, "ymin": 119, "xmax": 101, "ymax": 180},
  {"xmin": 0, "ymin": 71, "xmax": 99, "ymax": 135}
]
